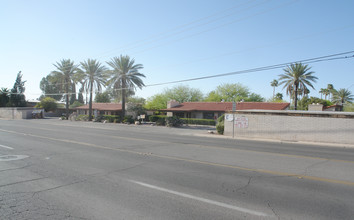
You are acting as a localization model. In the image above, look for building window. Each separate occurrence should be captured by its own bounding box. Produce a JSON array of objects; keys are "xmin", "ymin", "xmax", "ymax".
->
[
  {"xmin": 203, "ymin": 112, "xmax": 214, "ymax": 119},
  {"xmin": 175, "ymin": 112, "xmax": 185, "ymax": 118}
]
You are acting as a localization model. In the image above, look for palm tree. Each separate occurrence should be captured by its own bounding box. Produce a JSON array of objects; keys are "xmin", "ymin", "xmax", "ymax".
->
[
  {"xmin": 51, "ymin": 59, "xmax": 78, "ymax": 119},
  {"xmin": 0, "ymin": 88, "xmax": 10, "ymax": 107},
  {"xmin": 332, "ymin": 88, "xmax": 354, "ymax": 111},
  {"xmin": 327, "ymin": 84, "xmax": 334, "ymax": 100},
  {"xmin": 106, "ymin": 55, "xmax": 145, "ymax": 117},
  {"xmin": 72, "ymin": 70, "xmax": 86, "ymax": 104},
  {"xmin": 79, "ymin": 59, "xmax": 107, "ymax": 121},
  {"xmin": 278, "ymin": 63, "xmax": 318, "ymax": 110},
  {"xmin": 319, "ymin": 88, "xmax": 326, "ymax": 99},
  {"xmin": 270, "ymin": 79, "xmax": 278, "ymax": 98},
  {"xmin": 323, "ymin": 88, "xmax": 330, "ymax": 100}
]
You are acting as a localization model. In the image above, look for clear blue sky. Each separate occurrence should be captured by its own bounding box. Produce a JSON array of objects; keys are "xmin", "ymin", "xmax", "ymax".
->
[{"xmin": 1, "ymin": 0, "xmax": 354, "ymax": 102}]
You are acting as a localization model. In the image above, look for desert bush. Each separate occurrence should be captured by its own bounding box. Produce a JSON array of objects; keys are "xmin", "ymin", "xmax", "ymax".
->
[
  {"xmin": 181, "ymin": 118, "xmax": 216, "ymax": 126},
  {"xmin": 149, "ymin": 115, "xmax": 167, "ymax": 122},
  {"xmin": 166, "ymin": 116, "xmax": 184, "ymax": 127},
  {"xmin": 123, "ymin": 115, "xmax": 134, "ymax": 124},
  {"xmin": 76, "ymin": 115, "xmax": 91, "ymax": 121},
  {"xmin": 216, "ymin": 114, "xmax": 225, "ymax": 134}
]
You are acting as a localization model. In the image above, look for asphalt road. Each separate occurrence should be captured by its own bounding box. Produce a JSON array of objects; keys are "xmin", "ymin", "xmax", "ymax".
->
[{"xmin": 0, "ymin": 118, "xmax": 354, "ymax": 220}]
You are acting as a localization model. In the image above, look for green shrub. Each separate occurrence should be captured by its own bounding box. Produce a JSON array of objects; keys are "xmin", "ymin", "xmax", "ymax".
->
[
  {"xmin": 94, "ymin": 115, "xmax": 121, "ymax": 123},
  {"xmin": 149, "ymin": 115, "xmax": 167, "ymax": 122},
  {"xmin": 216, "ymin": 121, "xmax": 224, "ymax": 134},
  {"xmin": 94, "ymin": 115, "xmax": 105, "ymax": 122},
  {"xmin": 69, "ymin": 101, "xmax": 84, "ymax": 109},
  {"xmin": 123, "ymin": 115, "xmax": 134, "ymax": 124},
  {"xmin": 35, "ymin": 97, "xmax": 58, "ymax": 112},
  {"xmin": 104, "ymin": 115, "xmax": 121, "ymax": 123},
  {"xmin": 166, "ymin": 116, "xmax": 184, "ymax": 127},
  {"xmin": 217, "ymin": 114, "xmax": 225, "ymax": 123},
  {"xmin": 76, "ymin": 115, "xmax": 92, "ymax": 121},
  {"xmin": 181, "ymin": 118, "xmax": 216, "ymax": 126},
  {"xmin": 216, "ymin": 114, "xmax": 225, "ymax": 134},
  {"xmin": 156, "ymin": 117, "xmax": 166, "ymax": 126}
]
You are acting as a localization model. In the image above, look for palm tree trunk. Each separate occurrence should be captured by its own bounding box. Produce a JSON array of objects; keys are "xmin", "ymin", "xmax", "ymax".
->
[
  {"xmin": 273, "ymin": 87, "xmax": 275, "ymax": 98},
  {"xmin": 89, "ymin": 81, "xmax": 93, "ymax": 121},
  {"xmin": 294, "ymin": 85, "xmax": 298, "ymax": 110},
  {"xmin": 65, "ymin": 79, "xmax": 69, "ymax": 119},
  {"xmin": 121, "ymin": 80, "xmax": 126, "ymax": 118}
]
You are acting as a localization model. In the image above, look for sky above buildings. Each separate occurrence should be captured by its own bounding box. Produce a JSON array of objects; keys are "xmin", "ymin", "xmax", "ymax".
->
[{"xmin": 1, "ymin": 0, "xmax": 354, "ymax": 102}]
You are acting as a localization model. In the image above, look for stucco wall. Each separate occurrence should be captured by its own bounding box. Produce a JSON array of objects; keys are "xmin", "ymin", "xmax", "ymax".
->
[
  {"xmin": 0, "ymin": 108, "xmax": 41, "ymax": 119},
  {"xmin": 224, "ymin": 110, "xmax": 354, "ymax": 145}
]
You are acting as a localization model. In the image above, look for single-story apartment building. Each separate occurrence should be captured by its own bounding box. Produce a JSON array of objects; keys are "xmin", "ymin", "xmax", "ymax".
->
[
  {"xmin": 76, "ymin": 103, "xmax": 123, "ymax": 116},
  {"xmin": 161, "ymin": 101, "xmax": 290, "ymax": 120},
  {"xmin": 308, "ymin": 103, "xmax": 342, "ymax": 112}
]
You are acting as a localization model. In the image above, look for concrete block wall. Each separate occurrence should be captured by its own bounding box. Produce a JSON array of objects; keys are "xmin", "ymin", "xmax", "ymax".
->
[
  {"xmin": 224, "ymin": 111, "xmax": 354, "ymax": 145},
  {"xmin": 0, "ymin": 108, "xmax": 40, "ymax": 119}
]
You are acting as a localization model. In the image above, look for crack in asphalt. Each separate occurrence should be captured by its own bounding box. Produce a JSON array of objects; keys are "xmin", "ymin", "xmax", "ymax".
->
[
  {"xmin": 0, "ymin": 177, "xmax": 48, "ymax": 189},
  {"xmin": 31, "ymin": 179, "xmax": 87, "ymax": 198},
  {"xmin": 267, "ymin": 201, "xmax": 280, "ymax": 220},
  {"xmin": 302, "ymin": 159, "xmax": 330, "ymax": 176},
  {"xmin": 0, "ymin": 164, "xmax": 32, "ymax": 173},
  {"xmin": 235, "ymin": 176, "xmax": 253, "ymax": 193}
]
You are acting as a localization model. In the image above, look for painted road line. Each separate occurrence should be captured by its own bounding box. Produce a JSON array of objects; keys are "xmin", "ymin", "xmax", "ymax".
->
[
  {"xmin": 0, "ymin": 155, "xmax": 28, "ymax": 162},
  {"xmin": 0, "ymin": 144, "xmax": 14, "ymax": 150},
  {"xmin": 1, "ymin": 128, "xmax": 354, "ymax": 186},
  {"xmin": 129, "ymin": 180, "xmax": 269, "ymax": 217},
  {"xmin": 11, "ymin": 123, "xmax": 354, "ymax": 164}
]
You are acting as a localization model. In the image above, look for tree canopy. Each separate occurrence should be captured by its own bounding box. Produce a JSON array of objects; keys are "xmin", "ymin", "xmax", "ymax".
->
[
  {"xmin": 39, "ymin": 75, "xmax": 63, "ymax": 101},
  {"xmin": 50, "ymin": 59, "xmax": 79, "ymax": 118},
  {"xmin": 0, "ymin": 88, "xmax": 10, "ymax": 107},
  {"xmin": 79, "ymin": 59, "xmax": 107, "ymax": 121},
  {"xmin": 9, "ymin": 71, "xmax": 27, "ymax": 107},
  {"xmin": 35, "ymin": 97, "xmax": 58, "ymax": 112},
  {"xmin": 106, "ymin": 55, "xmax": 145, "ymax": 117},
  {"xmin": 95, "ymin": 92, "xmax": 111, "ymax": 103},
  {"xmin": 144, "ymin": 85, "xmax": 204, "ymax": 110},
  {"xmin": 278, "ymin": 63, "xmax": 318, "ymax": 110},
  {"xmin": 144, "ymin": 94, "xmax": 169, "ymax": 110},
  {"xmin": 204, "ymin": 83, "xmax": 264, "ymax": 102},
  {"xmin": 332, "ymin": 88, "xmax": 353, "ymax": 111}
]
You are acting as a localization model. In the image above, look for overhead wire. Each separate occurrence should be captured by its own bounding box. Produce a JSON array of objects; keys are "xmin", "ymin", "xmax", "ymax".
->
[
  {"xmin": 11, "ymin": 50, "xmax": 354, "ymax": 96},
  {"xmin": 16, "ymin": 0, "xmax": 352, "ymax": 98},
  {"xmin": 94, "ymin": 0, "xmax": 260, "ymax": 58},
  {"xmin": 96, "ymin": 0, "xmax": 272, "ymax": 59},
  {"xmin": 128, "ymin": 0, "xmax": 299, "ymax": 56},
  {"xmin": 145, "ymin": 51, "xmax": 354, "ymax": 87},
  {"xmin": 44, "ymin": 0, "xmax": 298, "ymax": 75}
]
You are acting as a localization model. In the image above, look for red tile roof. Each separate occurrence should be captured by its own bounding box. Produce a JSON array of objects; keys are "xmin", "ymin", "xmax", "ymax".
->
[
  {"xmin": 76, "ymin": 103, "xmax": 122, "ymax": 111},
  {"xmin": 163, "ymin": 102, "xmax": 290, "ymax": 112}
]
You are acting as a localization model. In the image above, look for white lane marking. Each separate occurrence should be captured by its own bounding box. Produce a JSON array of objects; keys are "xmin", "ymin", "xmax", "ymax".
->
[
  {"xmin": 0, "ymin": 144, "xmax": 14, "ymax": 150},
  {"xmin": 129, "ymin": 180, "xmax": 268, "ymax": 217},
  {"xmin": 0, "ymin": 155, "xmax": 28, "ymax": 161}
]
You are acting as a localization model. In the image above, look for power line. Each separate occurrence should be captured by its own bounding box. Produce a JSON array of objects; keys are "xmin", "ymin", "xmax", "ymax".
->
[
  {"xmin": 22, "ymin": 50, "xmax": 354, "ymax": 97},
  {"xmin": 129, "ymin": 0, "xmax": 298, "ymax": 56},
  {"xmin": 153, "ymin": 23, "xmax": 354, "ymax": 70},
  {"xmin": 94, "ymin": 0, "xmax": 261, "ymax": 58},
  {"xmin": 145, "ymin": 51, "xmax": 354, "ymax": 87}
]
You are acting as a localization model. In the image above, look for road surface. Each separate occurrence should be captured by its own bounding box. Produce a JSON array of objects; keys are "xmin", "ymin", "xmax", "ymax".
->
[{"xmin": 0, "ymin": 119, "xmax": 354, "ymax": 219}]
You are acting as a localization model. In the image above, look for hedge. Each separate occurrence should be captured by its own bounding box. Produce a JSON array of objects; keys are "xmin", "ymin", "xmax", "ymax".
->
[
  {"xmin": 76, "ymin": 115, "xmax": 92, "ymax": 121},
  {"xmin": 181, "ymin": 118, "xmax": 216, "ymax": 126},
  {"xmin": 216, "ymin": 114, "xmax": 224, "ymax": 134},
  {"xmin": 103, "ymin": 115, "xmax": 121, "ymax": 123},
  {"xmin": 149, "ymin": 115, "xmax": 167, "ymax": 122},
  {"xmin": 76, "ymin": 115, "xmax": 121, "ymax": 123}
]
